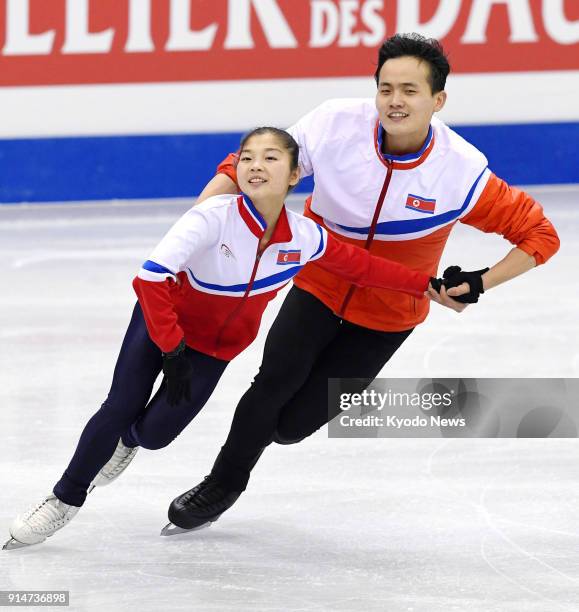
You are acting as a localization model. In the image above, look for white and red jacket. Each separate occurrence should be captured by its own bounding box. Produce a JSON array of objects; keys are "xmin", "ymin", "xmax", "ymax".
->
[
  {"xmin": 133, "ymin": 194, "xmax": 430, "ymax": 361},
  {"xmin": 217, "ymin": 98, "xmax": 560, "ymax": 332}
]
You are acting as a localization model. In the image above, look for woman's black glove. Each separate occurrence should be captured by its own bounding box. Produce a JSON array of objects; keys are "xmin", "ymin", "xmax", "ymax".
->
[
  {"xmin": 439, "ymin": 265, "xmax": 489, "ymax": 303},
  {"xmin": 162, "ymin": 339, "xmax": 193, "ymax": 406}
]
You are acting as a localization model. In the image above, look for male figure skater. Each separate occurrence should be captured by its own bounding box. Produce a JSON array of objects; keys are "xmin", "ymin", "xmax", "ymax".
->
[{"xmin": 165, "ymin": 33, "xmax": 559, "ymax": 532}]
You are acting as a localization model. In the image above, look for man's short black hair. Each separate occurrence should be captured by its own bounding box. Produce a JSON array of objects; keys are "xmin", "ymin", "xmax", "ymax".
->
[{"xmin": 374, "ymin": 33, "xmax": 450, "ymax": 93}]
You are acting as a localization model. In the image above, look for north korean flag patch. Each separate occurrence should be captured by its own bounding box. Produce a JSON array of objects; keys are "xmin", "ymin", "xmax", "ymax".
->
[
  {"xmin": 277, "ymin": 249, "xmax": 301, "ymax": 265},
  {"xmin": 405, "ymin": 193, "xmax": 436, "ymax": 215}
]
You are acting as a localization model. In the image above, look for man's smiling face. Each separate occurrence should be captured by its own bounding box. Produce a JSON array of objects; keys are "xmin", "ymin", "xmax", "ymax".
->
[{"xmin": 375, "ymin": 56, "xmax": 446, "ymax": 152}]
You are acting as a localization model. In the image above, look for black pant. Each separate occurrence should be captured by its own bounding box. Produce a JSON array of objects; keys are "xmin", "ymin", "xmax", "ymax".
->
[{"xmin": 212, "ymin": 286, "xmax": 413, "ymax": 491}]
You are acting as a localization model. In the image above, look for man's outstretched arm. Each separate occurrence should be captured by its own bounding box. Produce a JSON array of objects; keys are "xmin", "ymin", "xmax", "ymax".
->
[
  {"xmin": 427, "ymin": 247, "xmax": 537, "ymax": 311},
  {"xmin": 428, "ymin": 173, "xmax": 560, "ymax": 312}
]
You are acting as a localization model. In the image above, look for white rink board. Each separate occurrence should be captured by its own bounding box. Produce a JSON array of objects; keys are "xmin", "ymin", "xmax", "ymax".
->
[{"xmin": 1, "ymin": 71, "xmax": 578, "ymax": 138}]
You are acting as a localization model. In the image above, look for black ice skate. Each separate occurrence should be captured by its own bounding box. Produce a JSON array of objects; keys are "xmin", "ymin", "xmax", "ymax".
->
[{"xmin": 160, "ymin": 475, "xmax": 241, "ymax": 536}]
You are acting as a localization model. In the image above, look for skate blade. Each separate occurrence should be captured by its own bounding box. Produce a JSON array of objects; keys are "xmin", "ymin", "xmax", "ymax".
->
[
  {"xmin": 160, "ymin": 522, "xmax": 212, "ymax": 537},
  {"xmin": 3, "ymin": 538, "xmax": 32, "ymax": 551}
]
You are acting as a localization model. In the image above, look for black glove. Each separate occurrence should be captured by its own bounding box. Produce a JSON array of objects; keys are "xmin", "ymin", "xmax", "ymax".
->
[
  {"xmin": 162, "ymin": 339, "xmax": 193, "ymax": 406},
  {"xmin": 440, "ymin": 265, "xmax": 489, "ymax": 303}
]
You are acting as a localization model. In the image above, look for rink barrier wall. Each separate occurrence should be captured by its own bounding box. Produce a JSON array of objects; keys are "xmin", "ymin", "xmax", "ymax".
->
[
  {"xmin": 0, "ymin": 121, "xmax": 577, "ymax": 204},
  {"xmin": 1, "ymin": 0, "xmax": 577, "ymax": 203}
]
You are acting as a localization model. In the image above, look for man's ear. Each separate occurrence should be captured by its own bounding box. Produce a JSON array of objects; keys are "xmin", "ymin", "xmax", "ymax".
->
[{"xmin": 434, "ymin": 90, "xmax": 447, "ymax": 113}]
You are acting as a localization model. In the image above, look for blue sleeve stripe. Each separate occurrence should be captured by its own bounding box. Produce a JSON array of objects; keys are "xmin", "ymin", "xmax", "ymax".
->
[
  {"xmin": 142, "ymin": 260, "xmax": 175, "ymax": 275},
  {"xmin": 311, "ymin": 224, "xmax": 325, "ymax": 259},
  {"xmin": 337, "ymin": 166, "xmax": 489, "ymax": 236},
  {"xmin": 189, "ymin": 265, "xmax": 303, "ymax": 293}
]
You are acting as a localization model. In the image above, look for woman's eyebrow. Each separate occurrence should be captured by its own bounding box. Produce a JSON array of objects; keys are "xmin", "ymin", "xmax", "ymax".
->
[{"xmin": 240, "ymin": 148, "xmax": 283, "ymax": 154}]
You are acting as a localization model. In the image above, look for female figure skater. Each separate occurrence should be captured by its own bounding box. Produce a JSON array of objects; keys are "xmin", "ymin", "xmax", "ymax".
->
[{"xmin": 4, "ymin": 127, "xmax": 443, "ymax": 549}]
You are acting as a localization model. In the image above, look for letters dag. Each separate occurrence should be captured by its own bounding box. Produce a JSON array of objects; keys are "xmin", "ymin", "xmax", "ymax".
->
[{"xmin": 2, "ymin": 0, "xmax": 578, "ymax": 56}]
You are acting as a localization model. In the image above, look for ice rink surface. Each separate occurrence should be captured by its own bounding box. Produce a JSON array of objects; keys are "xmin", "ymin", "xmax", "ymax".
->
[{"xmin": 1, "ymin": 187, "xmax": 578, "ymax": 612}]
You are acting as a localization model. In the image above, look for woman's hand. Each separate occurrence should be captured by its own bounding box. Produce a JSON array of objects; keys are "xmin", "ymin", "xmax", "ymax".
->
[
  {"xmin": 426, "ymin": 265, "xmax": 489, "ymax": 312},
  {"xmin": 426, "ymin": 282, "xmax": 470, "ymax": 313},
  {"xmin": 162, "ymin": 339, "xmax": 193, "ymax": 406}
]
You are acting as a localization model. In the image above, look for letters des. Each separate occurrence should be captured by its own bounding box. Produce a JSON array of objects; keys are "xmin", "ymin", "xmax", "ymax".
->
[{"xmin": 310, "ymin": 0, "xmax": 385, "ymax": 48}]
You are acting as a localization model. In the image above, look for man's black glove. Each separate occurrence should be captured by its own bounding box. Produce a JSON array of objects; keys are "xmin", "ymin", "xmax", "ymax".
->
[
  {"xmin": 440, "ymin": 265, "xmax": 489, "ymax": 303},
  {"xmin": 162, "ymin": 339, "xmax": 193, "ymax": 406}
]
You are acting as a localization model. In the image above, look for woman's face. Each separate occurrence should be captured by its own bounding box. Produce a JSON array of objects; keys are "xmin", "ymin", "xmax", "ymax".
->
[{"xmin": 237, "ymin": 133, "xmax": 299, "ymax": 202}]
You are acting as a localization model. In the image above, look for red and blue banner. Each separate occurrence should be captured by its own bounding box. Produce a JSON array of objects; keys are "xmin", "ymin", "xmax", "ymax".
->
[{"xmin": 0, "ymin": 0, "xmax": 577, "ymax": 86}]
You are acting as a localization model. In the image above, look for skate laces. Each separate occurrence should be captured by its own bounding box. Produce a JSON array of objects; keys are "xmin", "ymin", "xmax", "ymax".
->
[
  {"xmin": 180, "ymin": 476, "xmax": 214, "ymax": 504},
  {"xmin": 193, "ymin": 476, "xmax": 231, "ymax": 509},
  {"xmin": 105, "ymin": 444, "xmax": 137, "ymax": 478},
  {"xmin": 25, "ymin": 498, "xmax": 73, "ymax": 533}
]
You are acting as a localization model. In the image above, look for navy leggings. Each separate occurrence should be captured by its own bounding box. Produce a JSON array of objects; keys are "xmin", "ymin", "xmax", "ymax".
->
[{"xmin": 53, "ymin": 303, "xmax": 228, "ymax": 507}]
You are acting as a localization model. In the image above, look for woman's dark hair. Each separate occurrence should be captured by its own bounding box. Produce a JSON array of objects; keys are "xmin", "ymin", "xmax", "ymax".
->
[
  {"xmin": 239, "ymin": 127, "xmax": 299, "ymax": 173},
  {"xmin": 374, "ymin": 33, "xmax": 450, "ymax": 93}
]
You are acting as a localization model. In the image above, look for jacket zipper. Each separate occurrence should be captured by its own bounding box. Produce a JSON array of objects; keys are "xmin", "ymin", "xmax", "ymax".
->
[
  {"xmin": 213, "ymin": 243, "xmax": 264, "ymax": 357},
  {"xmin": 337, "ymin": 159, "xmax": 394, "ymax": 318}
]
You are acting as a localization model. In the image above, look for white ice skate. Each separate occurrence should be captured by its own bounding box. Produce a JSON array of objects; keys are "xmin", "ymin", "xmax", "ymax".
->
[
  {"xmin": 88, "ymin": 438, "xmax": 139, "ymax": 492},
  {"xmin": 3, "ymin": 494, "xmax": 80, "ymax": 550}
]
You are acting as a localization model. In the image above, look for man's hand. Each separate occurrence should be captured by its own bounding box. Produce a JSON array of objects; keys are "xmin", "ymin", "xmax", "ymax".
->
[
  {"xmin": 426, "ymin": 282, "xmax": 470, "ymax": 312},
  {"xmin": 439, "ymin": 266, "xmax": 489, "ymax": 303}
]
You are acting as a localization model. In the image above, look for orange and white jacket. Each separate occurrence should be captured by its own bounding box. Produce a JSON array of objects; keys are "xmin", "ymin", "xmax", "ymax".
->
[{"xmin": 218, "ymin": 98, "xmax": 560, "ymax": 332}]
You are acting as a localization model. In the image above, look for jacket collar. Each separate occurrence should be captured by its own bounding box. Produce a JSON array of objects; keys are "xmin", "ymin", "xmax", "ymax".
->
[
  {"xmin": 237, "ymin": 194, "xmax": 293, "ymax": 244},
  {"xmin": 374, "ymin": 122, "xmax": 435, "ymax": 170}
]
